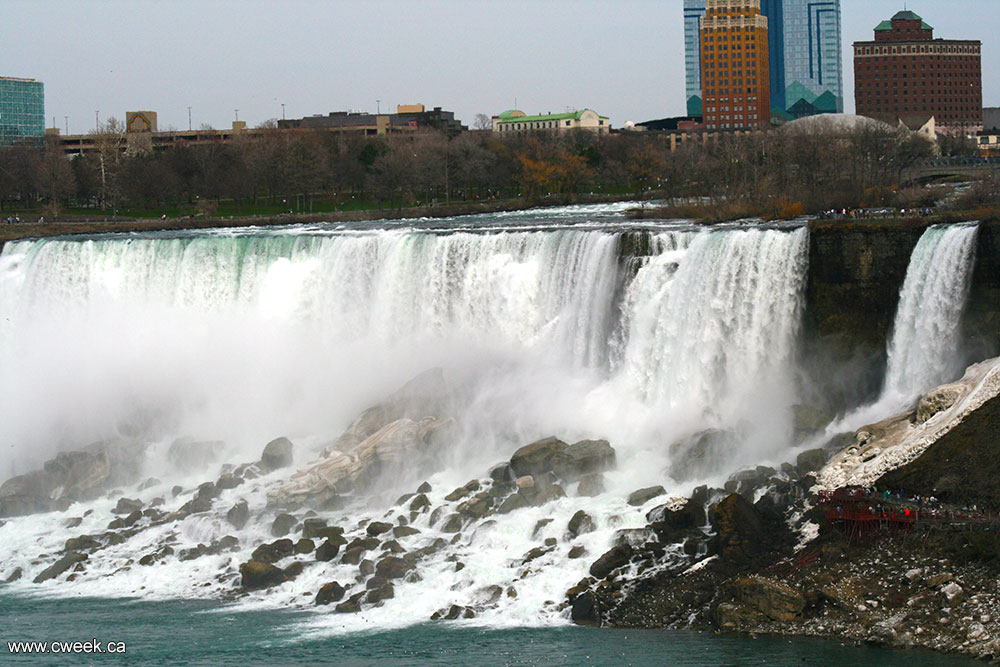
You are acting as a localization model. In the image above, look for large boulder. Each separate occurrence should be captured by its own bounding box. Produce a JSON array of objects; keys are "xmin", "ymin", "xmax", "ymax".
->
[
  {"xmin": 260, "ymin": 438, "xmax": 294, "ymax": 473},
  {"xmin": 627, "ymin": 486, "xmax": 665, "ymax": 507},
  {"xmin": 226, "ymin": 499, "xmax": 250, "ymax": 530},
  {"xmin": 239, "ymin": 560, "xmax": 288, "ymax": 589},
  {"xmin": 732, "ymin": 576, "xmax": 806, "ymax": 621},
  {"xmin": 509, "ymin": 437, "xmax": 568, "ymax": 478},
  {"xmin": 251, "ymin": 539, "xmax": 294, "ymax": 564},
  {"xmin": 589, "ymin": 545, "xmax": 633, "ymax": 579},
  {"xmin": 326, "ymin": 368, "xmax": 450, "ymax": 454},
  {"xmin": 315, "ymin": 581, "xmax": 346, "ymax": 605},
  {"xmin": 271, "ymin": 513, "xmax": 298, "ymax": 537},
  {"xmin": 551, "ymin": 440, "xmax": 616, "ymax": 481},
  {"xmin": 33, "ymin": 551, "xmax": 88, "ymax": 584},
  {"xmin": 268, "ymin": 417, "xmax": 453, "ymax": 507},
  {"xmin": 375, "ymin": 556, "xmax": 415, "ymax": 580},
  {"xmin": 708, "ymin": 493, "xmax": 791, "ymax": 568}
]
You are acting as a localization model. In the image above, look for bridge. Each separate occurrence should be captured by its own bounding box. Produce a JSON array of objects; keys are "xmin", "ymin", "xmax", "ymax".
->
[{"xmin": 902, "ymin": 156, "xmax": 1000, "ymax": 182}]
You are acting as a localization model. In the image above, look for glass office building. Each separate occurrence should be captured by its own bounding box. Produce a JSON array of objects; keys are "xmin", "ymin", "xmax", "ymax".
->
[
  {"xmin": 0, "ymin": 77, "xmax": 45, "ymax": 145},
  {"xmin": 778, "ymin": 0, "xmax": 843, "ymax": 117},
  {"xmin": 683, "ymin": 0, "xmax": 706, "ymax": 117},
  {"xmin": 683, "ymin": 0, "xmax": 842, "ymax": 119}
]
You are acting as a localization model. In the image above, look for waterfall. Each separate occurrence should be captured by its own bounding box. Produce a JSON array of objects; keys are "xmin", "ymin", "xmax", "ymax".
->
[
  {"xmin": 0, "ymin": 209, "xmax": 816, "ymax": 629},
  {"xmin": 883, "ymin": 223, "xmax": 980, "ymax": 402}
]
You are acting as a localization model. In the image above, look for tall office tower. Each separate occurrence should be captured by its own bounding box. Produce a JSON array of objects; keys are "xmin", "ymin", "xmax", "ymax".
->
[
  {"xmin": 777, "ymin": 0, "xmax": 843, "ymax": 117},
  {"xmin": 700, "ymin": 0, "xmax": 770, "ymax": 130},
  {"xmin": 855, "ymin": 10, "xmax": 982, "ymax": 134},
  {"xmin": 684, "ymin": 0, "xmax": 842, "ymax": 120},
  {"xmin": 0, "ymin": 77, "xmax": 44, "ymax": 145},
  {"xmin": 684, "ymin": 0, "xmax": 707, "ymax": 117}
]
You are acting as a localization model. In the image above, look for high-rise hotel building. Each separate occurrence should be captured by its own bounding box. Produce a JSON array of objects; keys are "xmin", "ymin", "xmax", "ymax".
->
[
  {"xmin": 685, "ymin": 0, "xmax": 842, "ymax": 121},
  {"xmin": 854, "ymin": 10, "xmax": 982, "ymax": 134},
  {"xmin": 0, "ymin": 77, "xmax": 44, "ymax": 146},
  {"xmin": 700, "ymin": 0, "xmax": 770, "ymax": 130}
]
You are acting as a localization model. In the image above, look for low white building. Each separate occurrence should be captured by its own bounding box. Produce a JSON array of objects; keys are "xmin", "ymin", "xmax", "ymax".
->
[{"xmin": 492, "ymin": 109, "xmax": 611, "ymax": 134}]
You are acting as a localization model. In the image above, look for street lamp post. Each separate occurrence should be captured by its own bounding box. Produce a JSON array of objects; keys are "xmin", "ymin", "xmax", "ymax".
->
[
  {"xmin": 188, "ymin": 106, "xmax": 192, "ymax": 131},
  {"xmin": 281, "ymin": 103, "xmax": 285, "ymax": 120}
]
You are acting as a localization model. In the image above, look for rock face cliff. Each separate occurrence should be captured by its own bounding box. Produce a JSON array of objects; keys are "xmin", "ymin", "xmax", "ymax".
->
[{"xmin": 802, "ymin": 218, "xmax": 1000, "ymax": 412}]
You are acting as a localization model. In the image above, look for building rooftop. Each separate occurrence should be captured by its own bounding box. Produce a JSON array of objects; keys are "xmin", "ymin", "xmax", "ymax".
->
[
  {"xmin": 876, "ymin": 10, "xmax": 932, "ymax": 31},
  {"xmin": 496, "ymin": 109, "xmax": 608, "ymax": 124}
]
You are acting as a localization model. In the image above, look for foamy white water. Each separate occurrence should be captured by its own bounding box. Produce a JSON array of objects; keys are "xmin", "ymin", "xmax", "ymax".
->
[{"xmin": 0, "ymin": 209, "xmax": 813, "ymax": 632}]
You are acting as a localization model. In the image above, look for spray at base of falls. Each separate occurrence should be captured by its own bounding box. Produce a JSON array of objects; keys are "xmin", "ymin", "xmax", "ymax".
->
[
  {"xmin": 0, "ymin": 206, "xmax": 848, "ymax": 634},
  {"xmin": 807, "ymin": 222, "xmax": 980, "ymax": 442}
]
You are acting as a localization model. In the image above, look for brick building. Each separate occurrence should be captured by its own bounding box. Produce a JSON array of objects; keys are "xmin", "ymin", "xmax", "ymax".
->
[
  {"xmin": 700, "ymin": 0, "xmax": 770, "ymax": 130},
  {"xmin": 853, "ymin": 10, "xmax": 982, "ymax": 134}
]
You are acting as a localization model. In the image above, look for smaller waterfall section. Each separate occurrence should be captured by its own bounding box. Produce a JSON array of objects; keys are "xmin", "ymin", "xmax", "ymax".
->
[{"xmin": 882, "ymin": 223, "xmax": 979, "ymax": 403}]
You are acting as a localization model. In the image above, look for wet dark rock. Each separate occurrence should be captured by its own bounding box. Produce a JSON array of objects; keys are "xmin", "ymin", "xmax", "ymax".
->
[
  {"xmin": 283, "ymin": 561, "xmax": 306, "ymax": 580},
  {"xmin": 375, "ymin": 556, "xmax": 415, "ymax": 580},
  {"xmin": 534, "ymin": 484, "xmax": 567, "ymax": 505},
  {"xmin": 497, "ymin": 493, "xmax": 529, "ymax": 514},
  {"xmin": 589, "ymin": 545, "xmax": 634, "ymax": 579},
  {"xmin": 708, "ymin": 493, "xmax": 792, "ymax": 569},
  {"xmin": 409, "ymin": 494, "xmax": 431, "ymax": 513},
  {"xmin": 6, "ymin": 567, "xmax": 23, "ymax": 582},
  {"xmin": 532, "ymin": 518, "xmax": 554, "ymax": 537},
  {"xmin": 551, "ymin": 439, "xmax": 616, "ymax": 481},
  {"xmin": 315, "ymin": 538, "xmax": 341, "ymax": 562},
  {"xmin": 171, "ymin": 485, "xmax": 183, "ymax": 498},
  {"xmin": 315, "ymin": 581, "xmax": 345, "ymax": 605},
  {"xmin": 668, "ymin": 429, "xmax": 737, "ymax": 482},
  {"xmin": 366, "ymin": 521, "xmax": 394, "ymax": 536},
  {"xmin": 441, "ymin": 513, "xmax": 465, "ymax": 533},
  {"xmin": 416, "ymin": 481, "xmax": 432, "ymax": 494},
  {"xmin": 226, "ymin": 499, "xmax": 250, "ymax": 530},
  {"xmin": 795, "ymin": 448, "xmax": 828, "ymax": 476},
  {"xmin": 196, "ymin": 481, "xmax": 220, "ymax": 501},
  {"xmin": 251, "ymin": 539, "xmax": 294, "ymax": 564},
  {"xmin": 122, "ymin": 509, "xmax": 143, "ymax": 528},
  {"xmin": 523, "ymin": 546, "xmax": 553, "ymax": 564},
  {"xmin": 335, "ymin": 591, "xmax": 365, "ymax": 613},
  {"xmin": 64, "ymin": 517, "xmax": 83, "ymax": 529},
  {"xmin": 113, "ymin": 497, "xmax": 143, "ymax": 514},
  {"xmin": 34, "ymin": 551, "xmax": 88, "ymax": 583},
  {"xmin": 489, "ymin": 463, "xmax": 516, "ymax": 484},
  {"xmin": 365, "ymin": 575, "xmax": 387, "ymax": 590},
  {"xmin": 345, "ymin": 537, "xmax": 380, "ymax": 553},
  {"xmin": 627, "ymin": 486, "xmax": 666, "ymax": 507},
  {"xmin": 64, "ymin": 535, "xmax": 101, "ymax": 552},
  {"xmin": 359, "ymin": 559, "xmax": 375, "ymax": 577},
  {"xmin": 395, "ymin": 493, "xmax": 415, "ymax": 507},
  {"xmin": 301, "ymin": 518, "xmax": 327, "ymax": 539},
  {"xmin": 260, "ymin": 437, "xmax": 294, "ymax": 473},
  {"xmin": 310, "ymin": 526, "xmax": 346, "ymax": 542},
  {"xmin": 218, "ymin": 535, "xmax": 240, "ymax": 551},
  {"xmin": 216, "ymin": 473, "xmax": 243, "ymax": 491},
  {"xmin": 340, "ymin": 547, "xmax": 365, "ymax": 565},
  {"xmin": 271, "ymin": 513, "xmax": 298, "ymax": 537},
  {"xmin": 568, "ymin": 545, "xmax": 588, "ymax": 559},
  {"xmin": 568, "ymin": 510, "xmax": 595, "ymax": 537},
  {"xmin": 366, "ymin": 583, "xmax": 395, "ymax": 604},
  {"xmin": 648, "ymin": 499, "xmax": 707, "ymax": 543},
  {"xmin": 392, "ymin": 525, "xmax": 421, "ymax": 538},
  {"xmin": 510, "ymin": 437, "xmax": 569, "ymax": 478},
  {"xmin": 294, "ymin": 538, "xmax": 315, "ymax": 554},
  {"xmin": 178, "ymin": 493, "xmax": 212, "ymax": 516},
  {"xmin": 570, "ymin": 591, "xmax": 602, "ymax": 626},
  {"xmin": 381, "ymin": 540, "xmax": 405, "ymax": 554},
  {"xmin": 432, "ymin": 604, "xmax": 476, "ymax": 620},
  {"xmin": 576, "ymin": 473, "xmax": 605, "ymax": 497},
  {"xmin": 239, "ymin": 560, "xmax": 287, "ymax": 589},
  {"xmin": 731, "ymin": 576, "xmax": 806, "ymax": 621},
  {"xmin": 458, "ymin": 495, "xmax": 493, "ymax": 519}
]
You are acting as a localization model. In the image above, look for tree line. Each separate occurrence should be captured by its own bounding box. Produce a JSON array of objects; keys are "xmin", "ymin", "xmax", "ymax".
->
[{"xmin": 0, "ymin": 116, "xmax": 980, "ymax": 218}]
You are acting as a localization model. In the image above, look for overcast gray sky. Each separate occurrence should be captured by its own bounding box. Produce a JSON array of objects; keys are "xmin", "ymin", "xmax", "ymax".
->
[{"xmin": 3, "ymin": 0, "xmax": 997, "ymax": 134}]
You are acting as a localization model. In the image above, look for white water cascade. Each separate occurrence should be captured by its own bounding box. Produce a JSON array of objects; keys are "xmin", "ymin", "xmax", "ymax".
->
[
  {"xmin": 0, "ymin": 209, "xmax": 813, "ymax": 631},
  {"xmin": 882, "ymin": 223, "xmax": 980, "ymax": 403}
]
